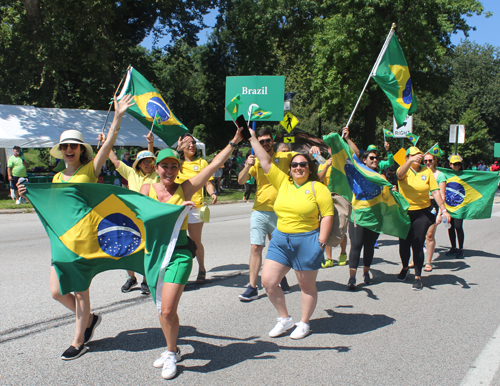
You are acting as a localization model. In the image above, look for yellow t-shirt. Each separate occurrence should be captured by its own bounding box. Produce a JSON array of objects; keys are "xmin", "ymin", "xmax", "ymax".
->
[
  {"xmin": 52, "ymin": 162, "xmax": 97, "ymax": 184},
  {"xmin": 148, "ymin": 183, "xmax": 188, "ymax": 230},
  {"xmin": 117, "ymin": 161, "xmax": 158, "ymax": 193},
  {"xmin": 397, "ymin": 166, "xmax": 438, "ymax": 210},
  {"xmin": 176, "ymin": 158, "xmax": 213, "ymax": 207},
  {"xmin": 265, "ymin": 164, "xmax": 334, "ymax": 233},
  {"xmin": 318, "ymin": 163, "xmax": 332, "ymax": 188},
  {"xmin": 248, "ymin": 151, "xmax": 295, "ymax": 212}
]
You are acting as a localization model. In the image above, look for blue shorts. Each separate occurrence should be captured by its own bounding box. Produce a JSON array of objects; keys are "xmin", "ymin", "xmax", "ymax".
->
[
  {"xmin": 250, "ymin": 210, "xmax": 278, "ymax": 246},
  {"xmin": 266, "ymin": 228, "xmax": 323, "ymax": 271}
]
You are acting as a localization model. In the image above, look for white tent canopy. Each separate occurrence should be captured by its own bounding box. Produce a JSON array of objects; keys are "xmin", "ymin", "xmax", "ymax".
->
[{"xmin": 0, "ymin": 104, "xmax": 205, "ymax": 177}]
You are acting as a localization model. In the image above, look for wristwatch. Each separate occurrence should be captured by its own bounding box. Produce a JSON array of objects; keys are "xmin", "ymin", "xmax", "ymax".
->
[
  {"xmin": 229, "ymin": 141, "xmax": 237, "ymax": 147},
  {"xmin": 319, "ymin": 242, "xmax": 326, "ymax": 249}
]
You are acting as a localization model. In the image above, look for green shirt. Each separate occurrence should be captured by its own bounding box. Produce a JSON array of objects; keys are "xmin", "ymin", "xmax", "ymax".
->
[
  {"xmin": 7, "ymin": 155, "xmax": 28, "ymax": 177},
  {"xmin": 377, "ymin": 152, "xmax": 394, "ymax": 172}
]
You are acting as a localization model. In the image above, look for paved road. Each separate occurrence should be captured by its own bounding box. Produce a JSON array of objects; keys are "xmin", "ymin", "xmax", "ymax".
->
[{"xmin": 1, "ymin": 201, "xmax": 500, "ymax": 385}]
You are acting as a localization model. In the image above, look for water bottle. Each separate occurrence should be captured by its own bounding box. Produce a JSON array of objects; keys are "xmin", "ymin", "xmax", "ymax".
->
[
  {"xmin": 312, "ymin": 152, "xmax": 326, "ymax": 165},
  {"xmin": 442, "ymin": 215, "xmax": 451, "ymax": 229}
]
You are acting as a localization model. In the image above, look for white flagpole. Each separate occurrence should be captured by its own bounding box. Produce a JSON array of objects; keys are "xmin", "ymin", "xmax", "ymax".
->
[{"xmin": 344, "ymin": 23, "xmax": 397, "ymax": 132}]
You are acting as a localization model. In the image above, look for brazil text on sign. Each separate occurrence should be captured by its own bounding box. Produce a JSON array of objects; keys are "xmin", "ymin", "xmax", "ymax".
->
[
  {"xmin": 280, "ymin": 112, "xmax": 299, "ymax": 133},
  {"xmin": 225, "ymin": 76, "xmax": 285, "ymax": 122},
  {"xmin": 284, "ymin": 136, "xmax": 295, "ymax": 143}
]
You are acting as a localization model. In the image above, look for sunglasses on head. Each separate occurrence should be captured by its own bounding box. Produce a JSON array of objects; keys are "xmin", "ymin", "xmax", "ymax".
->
[
  {"xmin": 369, "ymin": 156, "xmax": 378, "ymax": 160},
  {"xmin": 259, "ymin": 138, "xmax": 272, "ymax": 145},
  {"xmin": 290, "ymin": 161, "xmax": 308, "ymax": 168},
  {"xmin": 60, "ymin": 143, "xmax": 79, "ymax": 150}
]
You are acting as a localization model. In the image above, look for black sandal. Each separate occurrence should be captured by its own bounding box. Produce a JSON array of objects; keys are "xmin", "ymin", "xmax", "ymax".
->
[{"xmin": 196, "ymin": 271, "xmax": 206, "ymax": 284}]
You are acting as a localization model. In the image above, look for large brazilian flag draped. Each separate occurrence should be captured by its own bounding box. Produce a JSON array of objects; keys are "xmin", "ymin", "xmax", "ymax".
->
[
  {"xmin": 26, "ymin": 183, "xmax": 189, "ymax": 310},
  {"xmin": 372, "ymin": 33, "xmax": 418, "ymax": 127},
  {"xmin": 437, "ymin": 168, "xmax": 499, "ymax": 220},
  {"xmin": 117, "ymin": 67, "xmax": 188, "ymax": 147},
  {"xmin": 323, "ymin": 133, "xmax": 410, "ymax": 239}
]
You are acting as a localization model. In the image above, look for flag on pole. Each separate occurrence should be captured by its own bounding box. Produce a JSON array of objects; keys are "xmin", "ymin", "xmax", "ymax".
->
[
  {"xmin": 437, "ymin": 168, "xmax": 499, "ymax": 220},
  {"xmin": 117, "ymin": 67, "xmax": 188, "ymax": 147},
  {"xmin": 225, "ymin": 94, "xmax": 243, "ymax": 121},
  {"xmin": 406, "ymin": 133, "xmax": 419, "ymax": 146},
  {"xmin": 384, "ymin": 129, "xmax": 395, "ymax": 138},
  {"xmin": 372, "ymin": 30, "xmax": 418, "ymax": 127},
  {"xmin": 323, "ymin": 133, "xmax": 410, "ymax": 239},
  {"xmin": 25, "ymin": 183, "xmax": 189, "ymax": 310},
  {"xmin": 429, "ymin": 143, "xmax": 444, "ymax": 157},
  {"xmin": 249, "ymin": 104, "xmax": 272, "ymax": 120}
]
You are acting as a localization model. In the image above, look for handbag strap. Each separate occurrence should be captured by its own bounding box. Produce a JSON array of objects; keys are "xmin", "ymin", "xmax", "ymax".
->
[{"xmin": 310, "ymin": 181, "xmax": 322, "ymax": 218}]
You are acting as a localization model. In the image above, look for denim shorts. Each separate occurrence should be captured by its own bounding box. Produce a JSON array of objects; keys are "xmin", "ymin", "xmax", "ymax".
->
[
  {"xmin": 266, "ymin": 228, "xmax": 323, "ymax": 271},
  {"xmin": 250, "ymin": 210, "xmax": 278, "ymax": 246}
]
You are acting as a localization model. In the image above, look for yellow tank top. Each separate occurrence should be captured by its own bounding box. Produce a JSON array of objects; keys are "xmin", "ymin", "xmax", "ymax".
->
[
  {"xmin": 52, "ymin": 162, "xmax": 97, "ymax": 184},
  {"xmin": 148, "ymin": 183, "xmax": 188, "ymax": 230}
]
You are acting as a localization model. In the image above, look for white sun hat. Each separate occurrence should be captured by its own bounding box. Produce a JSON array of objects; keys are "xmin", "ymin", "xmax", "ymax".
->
[{"xmin": 49, "ymin": 130, "xmax": 94, "ymax": 160}]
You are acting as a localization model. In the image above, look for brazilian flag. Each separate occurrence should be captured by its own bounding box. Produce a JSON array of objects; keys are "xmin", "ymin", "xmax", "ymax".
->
[
  {"xmin": 323, "ymin": 133, "xmax": 410, "ymax": 239},
  {"xmin": 373, "ymin": 33, "xmax": 418, "ymax": 127},
  {"xmin": 117, "ymin": 67, "xmax": 188, "ymax": 147},
  {"xmin": 437, "ymin": 168, "xmax": 499, "ymax": 220},
  {"xmin": 26, "ymin": 183, "xmax": 189, "ymax": 309}
]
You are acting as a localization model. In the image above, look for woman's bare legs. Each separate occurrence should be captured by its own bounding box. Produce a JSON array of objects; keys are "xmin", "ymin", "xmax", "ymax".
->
[
  {"xmin": 158, "ymin": 282, "xmax": 185, "ymax": 352},
  {"xmin": 262, "ymin": 260, "xmax": 291, "ymax": 318},
  {"xmin": 294, "ymin": 270, "xmax": 318, "ymax": 324}
]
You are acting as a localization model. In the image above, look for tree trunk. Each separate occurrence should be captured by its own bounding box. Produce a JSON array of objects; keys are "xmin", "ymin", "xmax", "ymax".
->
[{"xmin": 21, "ymin": 0, "xmax": 42, "ymax": 32}]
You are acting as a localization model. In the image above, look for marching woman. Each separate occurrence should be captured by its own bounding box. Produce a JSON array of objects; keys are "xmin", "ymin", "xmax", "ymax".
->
[
  {"xmin": 175, "ymin": 133, "xmax": 217, "ymax": 284},
  {"xmin": 396, "ymin": 147, "xmax": 451, "ymax": 291},
  {"xmin": 140, "ymin": 128, "xmax": 243, "ymax": 380},
  {"xmin": 18, "ymin": 95, "xmax": 135, "ymax": 360},
  {"xmin": 248, "ymin": 127, "xmax": 333, "ymax": 340},
  {"xmin": 346, "ymin": 150, "xmax": 387, "ymax": 290},
  {"xmin": 105, "ymin": 132, "xmax": 156, "ymax": 294},
  {"xmin": 422, "ymin": 153, "xmax": 447, "ymax": 271},
  {"xmin": 446, "ymin": 154, "xmax": 466, "ymax": 259}
]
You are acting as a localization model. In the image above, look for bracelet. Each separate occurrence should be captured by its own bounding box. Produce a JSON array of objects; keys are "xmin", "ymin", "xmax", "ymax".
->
[
  {"xmin": 229, "ymin": 141, "xmax": 237, "ymax": 147},
  {"xmin": 441, "ymin": 209, "xmax": 447, "ymax": 214}
]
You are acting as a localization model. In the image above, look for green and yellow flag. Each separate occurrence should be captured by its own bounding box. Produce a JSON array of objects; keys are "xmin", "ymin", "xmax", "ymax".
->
[
  {"xmin": 26, "ymin": 183, "xmax": 189, "ymax": 309},
  {"xmin": 372, "ymin": 32, "xmax": 418, "ymax": 127},
  {"xmin": 117, "ymin": 67, "xmax": 188, "ymax": 147},
  {"xmin": 323, "ymin": 133, "xmax": 410, "ymax": 239},
  {"xmin": 225, "ymin": 94, "xmax": 243, "ymax": 121},
  {"xmin": 384, "ymin": 129, "xmax": 394, "ymax": 138},
  {"xmin": 406, "ymin": 133, "xmax": 419, "ymax": 146},
  {"xmin": 437, "ymin": 168, "xmax": 499, "ymax": 220},
  {"xmin": 249, "ymin": 104, "xmax": 272, "ymax": 120},
  {"xmin": 429, "ymin": 143, "xmax": 444, "ymax": 157}
]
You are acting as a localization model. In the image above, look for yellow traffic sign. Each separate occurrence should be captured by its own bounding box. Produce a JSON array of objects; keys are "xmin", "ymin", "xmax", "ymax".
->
[
  {"xmin": 393, "ymin": 148, "xmax": 407, "ymax": 166},
  {"xmin": 280, "ymin": 112, "xmax": 299, "ymax": 133},
  {"xmin": 283, "ymin": 136, "xmax": 295, "ymax": 144}
]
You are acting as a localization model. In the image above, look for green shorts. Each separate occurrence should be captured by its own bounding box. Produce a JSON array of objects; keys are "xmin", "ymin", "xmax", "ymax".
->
[{"xmin": 163, "ymin": 230, "xmax": 194, "ymax": 285}]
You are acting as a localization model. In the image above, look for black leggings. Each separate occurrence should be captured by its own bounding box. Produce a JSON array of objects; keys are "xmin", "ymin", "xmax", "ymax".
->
[
  {"xmin": 244, "ymin": 183, "xmax": 254, "ymax": 200},
  {"xmin": 348, "ymin": 221, "xmax": 380, "ymax": 270},
  {"xmin": 399, "ymin": 208, "xmax": 435, "ymax": 277},
  {"xmin": 448, "ymin": 218, "xmax": 464, "ymax": 249}
]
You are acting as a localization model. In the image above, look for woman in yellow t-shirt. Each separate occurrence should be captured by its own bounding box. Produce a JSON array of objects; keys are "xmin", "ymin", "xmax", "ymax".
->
[
  {"xmin": 175, "ymin": 133, "xmax": 217, "ymax": 284},
  {"xmin": 396, "ymin": 147, "xmax": 451, "ymax": 291},
  {"xmin": 139, "ymin": 128, "xmax": 243, "ymax": 380},
  {"xmin": 18, "ymin": 95, "xmax": 135, "ymax": 360},
  {"xmin": 248, "ymin": 130, "xmax": 333, "ymax": 340}
]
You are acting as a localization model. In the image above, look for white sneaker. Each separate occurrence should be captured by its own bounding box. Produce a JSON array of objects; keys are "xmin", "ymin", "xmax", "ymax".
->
[
  {"xmin": 15, "ymin": 199, "xmax": 20, "ymax": 205},
  {"xmin": 161, "ymin": 352, "xmax": 178, "ymax": 379},
  {"xmin": 290, "ymin": 321, "xmax": 310, "ymax": 339},
  {"xmin": 268, "ymin": 316, "xmax": 294, "ymax": 337},
  {"xmin": 153, "ymin": 348, "xmax": 181, "ymax": 368}
]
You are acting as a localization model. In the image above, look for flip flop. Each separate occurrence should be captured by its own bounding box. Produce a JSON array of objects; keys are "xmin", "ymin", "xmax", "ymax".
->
[
  {"xmin": 424, "ymin": 263, "xmax": 433, "ymax": 272},
  {"xmin": 408, "ymin": 263, "xmax": 415, "ymax": 268},
  {"xmin": 196, "ymin": 271, "xmax": 207, "ymax": 284}
]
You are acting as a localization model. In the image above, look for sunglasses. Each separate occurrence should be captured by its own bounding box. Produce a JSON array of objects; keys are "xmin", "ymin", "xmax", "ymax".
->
[
  {"xmin": 369, "ymin": 156, "xmax": 378, "ymax": 160},
  {"xmin": 259, "ymin": 138, "xmax": 272, "ymax": 145},
  {"xmin": 423, "ymin": 159, "xmax": 434, "ymax": 163},
  {"xmin": 451, "ymin": 162, "xmax": 462, "ymax": 166},
  {"xmin": 60, "ymin": 143, "xmax": 79, "ymax": 150},
  {"xmin": 290, "ymin": 161, "xmax": 308, "ymax": 168},
  {"xmin": 140, "ymin": 159, "xmax": 153, "ymax": 165}
]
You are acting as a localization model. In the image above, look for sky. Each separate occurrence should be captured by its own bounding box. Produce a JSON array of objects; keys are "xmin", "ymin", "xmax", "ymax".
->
[{"xmin": 141, "ymin": 0, "xmax": 500, "ymax": 49}]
